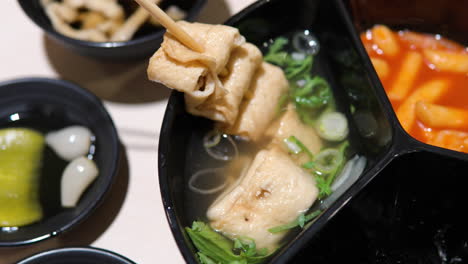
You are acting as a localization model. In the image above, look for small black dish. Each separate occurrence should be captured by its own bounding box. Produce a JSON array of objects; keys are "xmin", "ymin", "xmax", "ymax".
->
[
  {"xmin": 158, "ymin": 0, "xmax": 468, "ymax": 263},
  {"xmin": 0, "ymin": 77, "xmax": 120, "ymax": 246},
  {"xmin": 16, "ymin": 247, "xmax": 136, "ymax": 264},
  {"xmin": 18, "ymin": 0, "xmax": 207, "ymax": 60}
]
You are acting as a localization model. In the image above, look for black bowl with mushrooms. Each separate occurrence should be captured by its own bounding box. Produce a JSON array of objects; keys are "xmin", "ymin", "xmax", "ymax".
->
[{"xmin": 18, "ymin": 0, "xmax": 207, "ymax": 60}]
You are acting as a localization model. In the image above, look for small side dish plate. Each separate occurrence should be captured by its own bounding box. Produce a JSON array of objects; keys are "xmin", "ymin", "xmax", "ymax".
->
[{"xmin": 0, "ymin": 77, "xmax": 120, "ymax": 246}]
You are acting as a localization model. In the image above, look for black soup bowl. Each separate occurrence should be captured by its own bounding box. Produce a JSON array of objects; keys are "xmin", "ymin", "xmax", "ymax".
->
[
  {"xmin": 157, "ymin": 0, "xmax": 411, "ymax": 263},
  {"xmin": 18, "ymin": 0, "xmax": 207, "ymax": 60},
  {"xmin": 17, "ymin": 247, "xmax": 136, "ymax": 264},
  {"xmin": 0, "ymin": 78, "xmax": 120, "ymax": 246}
]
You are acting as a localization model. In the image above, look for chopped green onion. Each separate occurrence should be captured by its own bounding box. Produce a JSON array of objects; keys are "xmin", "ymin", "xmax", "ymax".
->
[
  {"xmin": 325, "ymin": 141, "xmax": 350, "ymax": 187},
  {"xmin": 297, "ymin": 213, "xmax": 306, "ymax": 228},
  {"xmin": 264, "ymin": 37, "xmax": 289, "ymax": 66},
  {"xmin": 315, "ymin": 175, "xmax": 332, "ymax": 198},
  {"xmin": 283, "ymin": 136, "xmax": 313, "ymax": 160},
  {"xmin": 312, "ymin": 141, "xmax": 350, "ymax": 199},
  {"xmin": 316, "ymin": 111, "xmax": 349, "ymax": 142},
  {"xmin": 203, "ymin": 130, "xmax": 222, "ymax": 148},
  {"xmin": 203, "ymin": 131, "xmax": 239, "ymax": 161},
  {"xmin": 313, "ymin": 148, "xmax": 343, "ymax": 174},
  {"xmin": 301, "ymin": 161, "xmax": 315, "ymax": 169},
  {"xmin": 283, "ymin": 137, "xmax": 301, "ymax": 154}
]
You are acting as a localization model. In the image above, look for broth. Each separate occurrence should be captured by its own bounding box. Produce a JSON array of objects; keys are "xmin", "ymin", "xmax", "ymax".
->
[{"xmin": 182, "ymin": 31, "xmax": 363, "ymax": 261}]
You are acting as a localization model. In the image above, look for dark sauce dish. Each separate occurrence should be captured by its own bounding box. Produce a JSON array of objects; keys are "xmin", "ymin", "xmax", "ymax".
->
[
  {"xmin": 159, "ymin": 0, "xmax": 468, "ymax": 263},
  {"xmin": 0, "ymin": 77, "xmax": 120, "ymax": 246},
  {"xmin": 18, "ymin": 0, "xmax": 207, "ymax": 60},
  {"xmin": 16, "ymin": 247, "xmax": 136, "ymax": 264}
]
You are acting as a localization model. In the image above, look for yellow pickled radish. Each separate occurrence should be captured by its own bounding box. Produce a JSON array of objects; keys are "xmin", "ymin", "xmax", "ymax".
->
[{"xmin": 0, "ymin": 128, "xmax": 45, "ymax": 227}]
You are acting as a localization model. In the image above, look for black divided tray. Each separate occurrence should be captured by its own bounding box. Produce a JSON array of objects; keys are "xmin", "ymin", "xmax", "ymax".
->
[{"xmin": 158, "ymin": 0, "xmax": 468, "ymax": 263}]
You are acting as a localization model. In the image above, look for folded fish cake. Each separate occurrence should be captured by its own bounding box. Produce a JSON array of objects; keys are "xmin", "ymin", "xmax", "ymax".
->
[
  {"xmin": 147, "ymin": 21, "xmax": 246, "ymax": 120},
  {"xmin": 265, "ymin": 104, "xmax": 323, "ymax": 164},
  {"xmin": 189, "ymin": 43, "xmax": 263, "ymax": 124},
  {"xmin": 221, "ymin": 62, "xmax": 289, "ymax": 141},
  {"xmin": 207, "ymin": 148, "xmax": 318, "ymax": 251}
]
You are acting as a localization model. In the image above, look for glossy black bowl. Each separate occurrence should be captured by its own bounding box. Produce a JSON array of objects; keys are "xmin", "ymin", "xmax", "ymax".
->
[
  {"xmin": 0, "ymin": 78, "xmax": 120, "ymax": 246},
  {"xmin": 18, "ymin": 0, "xmax": 206, "ymax": 60},
  {"xmin": 158, "ymin": 0, "xmax": 468, "ymax": 263},
  {"xmin": 17, "ymin": 247, "xmax": 135, "ymax": 264}
]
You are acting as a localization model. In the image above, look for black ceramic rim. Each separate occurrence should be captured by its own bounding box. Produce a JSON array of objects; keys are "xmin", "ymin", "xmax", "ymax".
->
[
  {"xmin": 0, "ymin": 77, "xmax": 120, "ymax": 246},
  {"xmin": 16, "ymin": 247, "xmax": 135, "ymax": 264},
  {"xmin": 158, "ymin": 0, "xmax": 468, "ymax": 263},
  {"xmin": 17, "ymin": 0, "xmax": 207, "ymax": 49}
]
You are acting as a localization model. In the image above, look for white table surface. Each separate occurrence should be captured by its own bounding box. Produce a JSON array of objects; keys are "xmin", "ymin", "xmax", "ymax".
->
[{"xmin": 0, "ymin": 1, "xmax": 256, "ymax": 263}]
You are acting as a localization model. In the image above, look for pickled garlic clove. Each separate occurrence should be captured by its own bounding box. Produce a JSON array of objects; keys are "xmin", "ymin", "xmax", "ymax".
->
[
  {"xmin": 46, "ymin": 126, "xmax": 93, "ymax": 161},
  {"xmin": 61, "ymin": 156, "xmax": 99, "ymax": 207}
]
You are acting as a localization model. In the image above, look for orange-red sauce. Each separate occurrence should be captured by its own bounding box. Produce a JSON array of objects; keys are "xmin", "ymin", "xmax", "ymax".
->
[{"xmin": 361, "ymin": 26, "xmax": 468, "ymax": 153}]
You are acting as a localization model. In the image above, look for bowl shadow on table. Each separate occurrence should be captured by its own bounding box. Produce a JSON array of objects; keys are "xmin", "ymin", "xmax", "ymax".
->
[
  {"xmin": 0, "ymin": 143, "xmax": 130, "ymax": 264},
  {"xmin": 196, "ymin": 0, "xmax": 230, "ymax": 24},
  {"xmin": 43, "ymin": 36, "xmax": 171, "ymax": 104}
]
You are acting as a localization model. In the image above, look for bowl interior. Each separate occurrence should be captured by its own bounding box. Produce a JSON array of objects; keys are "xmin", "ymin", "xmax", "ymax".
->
[
  {"xmin": 0, "ymin": 78, "xmax": 120, "ymax": 246},
  {"xmin": 17, "ymin": 247, "xmax": 135, "ymax": 264},
  {"xmin": 17, "ymin": 0, "xmax": 207, "ymax": 59},
  {"xmin": 158, "ymin": 0, "xmax": 396, "ymax": 263}
]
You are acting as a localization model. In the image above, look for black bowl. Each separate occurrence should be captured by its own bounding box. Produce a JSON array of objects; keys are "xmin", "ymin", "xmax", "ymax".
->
[
  {"xmin": 159, "ymin": 0, "xmax": 468, "ymax": 263},
  {"xmin": 17, "ymin": 247, "xmax": 135, "ymax": 264},
  {"xmin": 18, "ymin": 0, "xmax": 207, "ymax": 60},
  {"xmin": 0, "ymin": 77, "xmax": 120, "ymax": 246},
  {"xmin": 287, "ymin": 0, "xmax": 468, "ymax": 262}
]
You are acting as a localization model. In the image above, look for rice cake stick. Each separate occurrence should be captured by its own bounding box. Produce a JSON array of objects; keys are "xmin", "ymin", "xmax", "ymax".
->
[
  {"xmin": 371, "ymin": 25, "xmax": 399, "ymax": 57},
  {"xmin": 415, "ymin": 101, "xmax": 468, "ymax": 130},
  {"xmin": 424, "ymin": 49, "xmax": 468, "ymax": 73},
  {"xmin": 396, "ymin": 79, "xmax": 449, "ymax": 132},
  {"xmin": 370, "ymin": 57, "xmax": 390, "ymax": 80},
  {"xmin": 428, "ymin": 130, "xmax": 468, "ymax": 153},
  {"xmin": 388, "ymin": 51, "xmax": 423, "ymax": 101}
]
